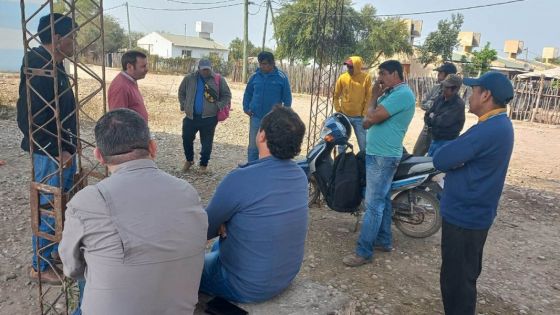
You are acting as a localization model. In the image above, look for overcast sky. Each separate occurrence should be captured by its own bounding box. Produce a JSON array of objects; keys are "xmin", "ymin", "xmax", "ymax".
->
[{"xmin": 1, "ymin": 0, "xmax": 559, "ymax": 59}]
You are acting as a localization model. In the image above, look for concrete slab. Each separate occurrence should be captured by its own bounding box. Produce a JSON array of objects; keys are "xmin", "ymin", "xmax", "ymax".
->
[{"xmin": 195, "ymin": 278, "xmax": 355, "ymax": 315}]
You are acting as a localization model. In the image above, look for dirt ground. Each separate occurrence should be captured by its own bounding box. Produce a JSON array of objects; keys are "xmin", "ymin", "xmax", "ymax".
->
[{"xmin": 1, "ymin": 68, "xmax": 559, "ymax": 315}]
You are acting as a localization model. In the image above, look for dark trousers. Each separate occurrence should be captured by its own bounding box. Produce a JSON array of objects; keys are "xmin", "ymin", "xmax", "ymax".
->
[
  {"xmin": 182, "ymin": 115, "xmax": 218, "ymax": 166},
  {"xmin": 413, "ymin": 125, "xmax": 432, "ymax": 156},
  {"xmin": 440, "ymin": 219, "xmax": 489, "ymax": 315}
]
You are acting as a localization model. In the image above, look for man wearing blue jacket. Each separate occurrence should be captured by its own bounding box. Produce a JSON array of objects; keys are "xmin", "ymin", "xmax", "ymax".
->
[
  {"xmin": 243, "ymin": 51, "xmax": 292, "ymax": 162},
  {"xmin": 433, "ymin": 72, "xmax": 515, "ymax": 315}
]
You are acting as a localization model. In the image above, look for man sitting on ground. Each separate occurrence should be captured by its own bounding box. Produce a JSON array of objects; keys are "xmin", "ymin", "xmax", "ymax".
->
[
  {"xmin": 200, "ymin": 106, "xmax": 308, "ymax": 303},
  {"xmin": 60, "ymin": 109, "xmax": 208, "ymax": 314}
]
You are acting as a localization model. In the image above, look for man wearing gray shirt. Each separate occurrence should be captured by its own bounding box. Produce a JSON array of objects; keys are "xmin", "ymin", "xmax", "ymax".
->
[{"xmin": 60, "ymin": 109, "xmax": 208, "ymax": 315}]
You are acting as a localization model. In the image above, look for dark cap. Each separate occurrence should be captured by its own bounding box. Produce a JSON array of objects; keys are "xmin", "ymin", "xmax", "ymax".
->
[
  {"xmin": 198, "ymin": 59, "xmax": 212, "ymax": 70},
  {"xmin": 463, "ymin": 72, "xmax": 514, "ymax": 104},
  {"xmin": 38, "ymin": 13, "xmax": 75, "ymax": 44},
  {"xmin": 441, "ymin": 74, "xmax": 463, "ymax": 88},
  {"xmin": 435, "ymin": 62, "xmax": 457, "ymax": 74}
]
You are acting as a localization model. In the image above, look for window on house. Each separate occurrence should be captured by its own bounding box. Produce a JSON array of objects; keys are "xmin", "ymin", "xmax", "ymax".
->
[{"xmin": 181, "ymin": 50, "xmax": 192, "ymax": 57}]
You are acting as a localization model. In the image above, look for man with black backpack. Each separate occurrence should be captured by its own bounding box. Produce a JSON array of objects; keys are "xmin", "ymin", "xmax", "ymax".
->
[{"xmin": 343, "ymin": 60, "xmax": 415, "ymax": 267}]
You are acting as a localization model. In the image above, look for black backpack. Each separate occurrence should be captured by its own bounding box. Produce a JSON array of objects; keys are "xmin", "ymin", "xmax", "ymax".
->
[{"xmin": 326, "ymin": 146, "xmax": 362, "ymax": 212}]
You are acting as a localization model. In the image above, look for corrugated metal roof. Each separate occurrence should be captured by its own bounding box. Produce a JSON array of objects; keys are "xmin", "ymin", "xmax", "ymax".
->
[{"xmin": 158, "ymin": 33, "xmax": 228, "ymax": 51}]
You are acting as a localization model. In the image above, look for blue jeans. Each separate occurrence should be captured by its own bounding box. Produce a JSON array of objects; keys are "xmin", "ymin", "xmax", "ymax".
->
[
  {"xmin": 428, "ymin": 139, "xmax": 451, "ymax": 157},
  {"xmin": 32, "ymin": 153, "xmax": 75, "ymax": 271},
  {"xmin": 199, "ymin": 240, "xmax": 245, "ymax": 302},
  {"xmin": 356, "ymin": 155, "xmax": 400, "ymax": 259},
  {"xmin": 348, "ymin": 116, "xmax": 366, "ymax": 152},
  {"xmin": 247, "ymin": 116, "xmax": 262, "ymax": 162}
]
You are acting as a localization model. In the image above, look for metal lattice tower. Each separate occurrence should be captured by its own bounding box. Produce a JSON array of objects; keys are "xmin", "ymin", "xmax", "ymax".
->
[
  {"xmin": 307, "ymin": 0, "xmax": 345, "ymax": 152},
  {"xmin": 19, "ymin": 0, "xmax": 107, "ymax": 313}
]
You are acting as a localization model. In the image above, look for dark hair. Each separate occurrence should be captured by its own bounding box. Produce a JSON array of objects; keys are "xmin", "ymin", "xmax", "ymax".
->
[
  {"xmin": 37, "ymin": 13, "xmax": 75, "ymax": 44},
  {"xmin": 479, "ymin": 86, "xmax": 507, "ymax": 107},
  {"xmin": 259, "ymin": 106, "xmax": 305, "ymax": 160},
  {"xmin": 121, "ymin": 50, "xmax": 147, "ymax": 71},
  {"xmin": 379, "ymin": 60, "xmax": 404, "ymax": 81},
  {"xmin": 257, "ymin": 51, "xmax": 275, "ymax": 64},
  {"xmin": 94, "ymin": 109, "xmax": 151, "ymax": 164}
]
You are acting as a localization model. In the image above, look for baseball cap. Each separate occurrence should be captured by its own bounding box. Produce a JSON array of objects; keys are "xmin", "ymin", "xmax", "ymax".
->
[
  {"xmin": 441, "ymin": 74, "xmax": 463, "ymax": 88},
  {"xmin": 344, "ymin": 58, "xmax": 353, "ymax": 67},
  {"xmin": 435, "ymin": 62, "xmax": 457, "ymax": 74},
  {"xmin": 463, "ymin": 72, "xmax": 514, "ymax": 104},
  {"xmin": 37, "ymin": 13, "xmax": 75, "ymax": 44},
  {"xmin": 198, "ymin": 59, "xmax": 212, "ymax": 70}
]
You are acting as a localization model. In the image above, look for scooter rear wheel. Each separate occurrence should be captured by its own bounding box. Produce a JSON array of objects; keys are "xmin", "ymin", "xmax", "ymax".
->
[{"xmin": 393, "ymin": 188, "xmax": 442, "ymax": 238}]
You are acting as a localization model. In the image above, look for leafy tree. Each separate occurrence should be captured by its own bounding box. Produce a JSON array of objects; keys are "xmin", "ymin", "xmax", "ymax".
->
[
  {"xmin": 461, "ymin": 42, "xmax": 498, "ymax": 77},
  {"xmin": 418, "ymin": 14, "xmax": 464, "ymax": 66},
  {"xmin": 274, "ymin": 0, "xmax": 359, "ymax": 63},
  {"xmin": 228, "ymin": 37, "xmax": 260, "ymax": 61},
  {"xmin": 274, "ymin": 1, "xmax": 411, "ymax": 66},
  {"xmin": 355, "ymin": 5, "xmax": 412, "ymax": 67}
]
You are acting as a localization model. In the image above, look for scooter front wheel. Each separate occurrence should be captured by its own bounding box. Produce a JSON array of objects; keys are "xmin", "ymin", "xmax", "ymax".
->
[{"xmin": 393, "ymin": 189, "xmax": 442, "ymax": 238}]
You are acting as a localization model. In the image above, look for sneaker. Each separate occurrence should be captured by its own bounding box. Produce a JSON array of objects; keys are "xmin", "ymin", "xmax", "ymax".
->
[
  {"xmin": 342, "ymin": 253, "xmax": 372, "ymax": 267},
  {"xmin": 181, "ymin": 161, "xmax": 194, "ymax": 172},
  {"xmin": 29, "ymin": 266, "xmax": 63, "ymax": 285},
  {"xmin": 199, "ymin": 165, "xmax": 208, "ymax": 173}
]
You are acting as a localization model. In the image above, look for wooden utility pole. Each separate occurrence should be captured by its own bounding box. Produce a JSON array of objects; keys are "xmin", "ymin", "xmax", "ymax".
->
[
  {"xmin": 125, "ymin": 2, "xmax": 132, "ymax": 49},
  {"xmin": 262, "ymin": 0, "xmax": 270, "ymax": 51},
  {"xmin": 242, "ymin": 0, "xmax": 249, "ymax": 83}
]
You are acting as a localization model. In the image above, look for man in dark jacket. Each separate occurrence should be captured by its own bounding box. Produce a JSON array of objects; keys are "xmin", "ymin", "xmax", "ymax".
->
[
  {"xmin": 413, "ymin": 62, "xmax": 457, "ymax": 155},
  {"xmin": 424, "ymin": 74, "xmax": 465, "ymax": 156},
  {"xmin": 16, "ymin": 13, "xmax": 78, "ymax": 284},
  {"xmin": 178, "ymin": 59, "xmax": 232, "ymax": 172}
]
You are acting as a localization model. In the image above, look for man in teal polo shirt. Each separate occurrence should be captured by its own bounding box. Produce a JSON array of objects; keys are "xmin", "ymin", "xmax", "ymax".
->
[{"xmin": 343, "ymin": 60, "xmax": 415, "ymax": 267}]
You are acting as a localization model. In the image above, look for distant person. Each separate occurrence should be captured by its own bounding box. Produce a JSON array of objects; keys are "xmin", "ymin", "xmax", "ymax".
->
[
  {"xmin": 333, "ymin": 56, "xmax": 372, "ymax": 152},
  {"xmin": 16, "ymin": 13, "xmax": 78, "ymax": 284},
  {"xmin": 343, "ymin": 60, "xmax": 415, "ymax": 267},
  {"xmin": 60, "ymin": 109, "xmax": 208, "ymax": 315},
  {"xmin": 433, "ymin": 72, "xmax": 514, "ymax": 315},
  {"xmin": 201, "ymin": 106, "xmax": 308, "ymax": 303},
  {"xmin": 178, "ymin": 58, "xmax": 231, "ymax": 172},
  {"xmin": 243, "ymin": 51, "xmax": 292, "ymax": 162},
  {"xmin": 413, "ymin": 62, "xmax": 457, "ymax": 156},
  {"xmin": 108, "ymin": 50, "xmax": 149, "ymax": 122},
  {"xmin": 424, "ymin": 74, "xmax": 465, "ymax": 156}
]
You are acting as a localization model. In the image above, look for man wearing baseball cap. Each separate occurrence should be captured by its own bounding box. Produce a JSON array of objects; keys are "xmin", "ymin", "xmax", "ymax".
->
[
  {"xmin": 424, "ymin": 74, "xmax": 465, "ymax": 156},
  {"xmin": 433, "ymin": 71, "xmax": 514, "ymax": 315},
  {"xmin": 333, "ymin": 56, "xmax": 372, "ymax": 151},
  {"xmin": 16, "ymin": 12, "xmax": 78, "ymax": 284},
  {"xmin": 413, "ymin": 62, "xmax": 458, "ymax": 155},
  {"xmin": 178, "ymin": 58, "xmax": 232, "ymax": 172}
]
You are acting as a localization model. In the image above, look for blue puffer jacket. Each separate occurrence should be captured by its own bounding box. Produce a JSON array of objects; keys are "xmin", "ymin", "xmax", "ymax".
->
[{"xmin": 243, "ymin": 67, "xmax": 292, "ymax": 119}]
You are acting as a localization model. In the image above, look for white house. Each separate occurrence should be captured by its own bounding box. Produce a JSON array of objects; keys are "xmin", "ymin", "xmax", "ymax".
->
[{"xmin": 137, "ymin": 22, "xmax": 228, "ymax": 60}]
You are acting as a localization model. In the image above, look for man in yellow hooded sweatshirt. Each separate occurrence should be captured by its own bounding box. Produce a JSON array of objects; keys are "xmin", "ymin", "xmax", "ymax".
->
[{"xmin": 333, "ymin": 56, "xmax": 372, "ymax": 152}]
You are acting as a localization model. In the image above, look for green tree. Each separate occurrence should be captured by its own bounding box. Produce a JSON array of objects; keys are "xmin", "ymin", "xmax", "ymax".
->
[
  {"xmin": 461, "ymin": 42, "xmax": 498, "ymax": 77},
  {"xmin": 228, "ymin": 37, "xmax": 262, "ymax": 61},
  {"xmin": 274, "ymin": 0, "xmax": 359, "ymax": 63},
  {"xmin": 418, "ymin": 14, "xmax": 464, "ymax": 66},
  {"xmin": 355, "ymin": 5, "xmax": 412, "ymax": 67}
]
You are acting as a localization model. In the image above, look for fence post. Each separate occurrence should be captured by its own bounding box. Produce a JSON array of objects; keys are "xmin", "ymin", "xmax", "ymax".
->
[{"xmin": 530, "ymin": 75, "xmax": 545, "ymax": 122}]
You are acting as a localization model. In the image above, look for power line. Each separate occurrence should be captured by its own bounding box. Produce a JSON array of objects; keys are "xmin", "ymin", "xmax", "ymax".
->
[
  {"xmin": 270, "ymin": 0, "xmax": 527, "ymax": 17},
  {"xmin": 249, "ymin": 0, "xmax": 267, "ymax": 15},
  {"xmin": 129, "ymin": 2, "xmax": 244, "ymax": 11},
  {"xmin": 104, "ymin": 3, "xmax": 126, "ymax": 11},
  {"xmin": 168, "ymin": 0, "xmax": 238, "ymax": 4}
]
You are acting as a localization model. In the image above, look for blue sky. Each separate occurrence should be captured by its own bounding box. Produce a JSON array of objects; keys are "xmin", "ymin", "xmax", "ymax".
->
[{"xmin": 1, "ymin": 0, "xmax": 559, "ymax": 60}]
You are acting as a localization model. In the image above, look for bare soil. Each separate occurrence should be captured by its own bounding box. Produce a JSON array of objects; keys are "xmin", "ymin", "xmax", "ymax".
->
[{"xmin": 0, "ymin": 68, "xmax": 559, "ymax": 314}]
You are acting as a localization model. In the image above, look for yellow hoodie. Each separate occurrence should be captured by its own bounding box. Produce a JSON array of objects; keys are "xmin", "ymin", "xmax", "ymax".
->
[{"xmin": 333, "ymin": 56, "xmax": 372, "ymax": 116}]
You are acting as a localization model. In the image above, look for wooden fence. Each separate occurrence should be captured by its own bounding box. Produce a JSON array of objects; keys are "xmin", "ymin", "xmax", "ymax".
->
[{"xmin": 509, "ymin": 76, "xmax": 560, "ymax": 125}]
